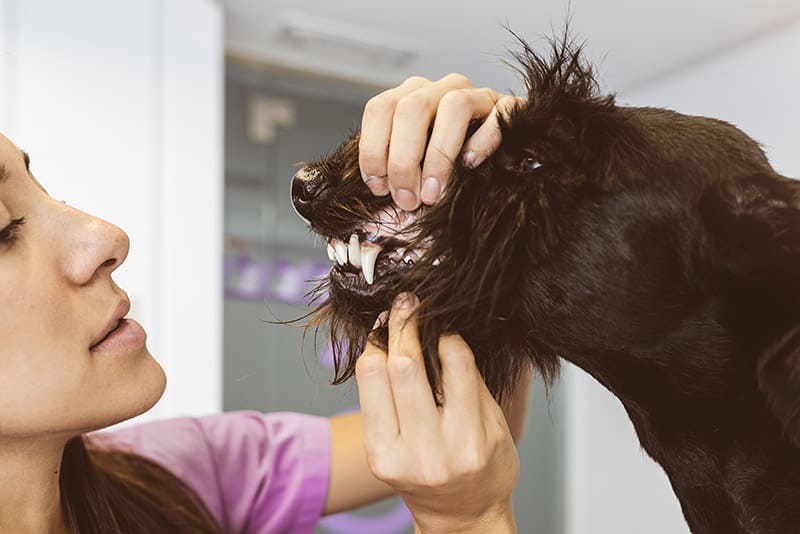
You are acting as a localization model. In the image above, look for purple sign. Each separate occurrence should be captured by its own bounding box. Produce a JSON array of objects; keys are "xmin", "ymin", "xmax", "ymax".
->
[{"xmin": 223, "ymin": 247, "xmax": 329, "ymax": 306}]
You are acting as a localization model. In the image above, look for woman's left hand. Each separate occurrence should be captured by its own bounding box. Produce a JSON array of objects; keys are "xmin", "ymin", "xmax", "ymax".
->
[{"xmin": 355, "ymin": 293, "xmax": 519, "ymax": 533}]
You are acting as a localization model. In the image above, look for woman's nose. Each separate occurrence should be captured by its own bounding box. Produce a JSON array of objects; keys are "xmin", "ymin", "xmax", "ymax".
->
[
  {"xmin": 291, "ymin": 167, "xmax": 326, "ymax": 223},
  {"xmin": 61, "ymin": 208, "xmax": 130, "ymax": 285}
]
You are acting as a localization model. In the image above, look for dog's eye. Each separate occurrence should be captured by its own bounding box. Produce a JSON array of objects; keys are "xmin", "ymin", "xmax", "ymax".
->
[{"xmin": 518, "ymin": 157, "xmax": 543, "ymax": 173}]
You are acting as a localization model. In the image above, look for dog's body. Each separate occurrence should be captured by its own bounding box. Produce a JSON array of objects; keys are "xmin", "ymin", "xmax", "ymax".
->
[{"xmin": 291, "ymin": 36, "xmax": 800, "ymax": 533}]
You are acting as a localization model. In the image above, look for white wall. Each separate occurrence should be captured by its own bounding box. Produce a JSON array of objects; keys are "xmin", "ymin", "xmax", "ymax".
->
[
  {"xmin": 0, "ymin": 0, "xmax": 224, "ymax": 420},
  {"xmin": 563, "ymin": 21, "xmax": 800, "ymax": 534},
  {"xmin": 622, "ymin": 22, "xmax": 800, "ymax": 177}
]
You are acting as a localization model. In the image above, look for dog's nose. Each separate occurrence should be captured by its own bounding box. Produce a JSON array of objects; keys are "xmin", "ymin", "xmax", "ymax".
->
[{"xmin": 291, "ymin": 167, "xmax": 326, "ymax": 223}]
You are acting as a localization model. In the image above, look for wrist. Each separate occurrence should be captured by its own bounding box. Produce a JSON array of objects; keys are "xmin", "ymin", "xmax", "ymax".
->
[{"xmin": 411, "ymin": 500, "xmax": 516, "ymax": 534}]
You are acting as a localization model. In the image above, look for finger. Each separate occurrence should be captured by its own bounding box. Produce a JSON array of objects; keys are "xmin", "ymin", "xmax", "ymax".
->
[
  {"xmin": 437, "ymin": 333, "xmax": 484, "ymax": 432},
  {"xmin": 356, "ymin": 340, "xmax": 400, "ymax": 447},
  {"xmin": 420, "ymin": 87, "xmax": 500, "ymax": 204},
  {"xmin": 387, "ymin": 73, "xmax": 474, "ymax": 210},
  {"xmin": 359, "ymin": 76, "xmax": 430, "ymax": 196},
  {"xmin": 386, "ymin": 293, "xmax": 440, "ymax": 436},
  {"xmin": 462, "ymin": 95, "xmax": 525, "ymax": 168}
]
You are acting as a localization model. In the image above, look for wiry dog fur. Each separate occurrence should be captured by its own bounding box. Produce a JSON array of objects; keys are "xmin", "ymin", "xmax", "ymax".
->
[{"xmin": 291, "ymin": 34, "xmax": 800, "ymax": 533}]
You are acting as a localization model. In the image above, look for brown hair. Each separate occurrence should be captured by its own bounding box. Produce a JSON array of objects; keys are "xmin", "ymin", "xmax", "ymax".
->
[{"xmin": 59, "ymin": 436, "xmax": 221, "ymax": 533}]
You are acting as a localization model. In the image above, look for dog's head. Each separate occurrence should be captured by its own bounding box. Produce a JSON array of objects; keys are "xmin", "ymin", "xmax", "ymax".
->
[{"xmin": 292, "ymin": 34, "xmax": 800, "ymax": 442}]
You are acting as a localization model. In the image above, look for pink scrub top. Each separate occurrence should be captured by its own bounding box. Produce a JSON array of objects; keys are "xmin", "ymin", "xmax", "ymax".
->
[{"xmin": 92, "ymin": 411, "xmax": 331, "ymax": 533}]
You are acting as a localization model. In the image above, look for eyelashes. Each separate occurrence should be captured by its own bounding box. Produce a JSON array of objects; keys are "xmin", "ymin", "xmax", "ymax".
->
[{"xmin": 0, "ymin": 217, "xmax": 26, "ymax": 245}]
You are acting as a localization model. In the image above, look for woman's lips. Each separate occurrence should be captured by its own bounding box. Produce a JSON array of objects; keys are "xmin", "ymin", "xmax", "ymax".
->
[{"xmin": 90, "ymin": 318, "xmax": 147, "ymax": 355}]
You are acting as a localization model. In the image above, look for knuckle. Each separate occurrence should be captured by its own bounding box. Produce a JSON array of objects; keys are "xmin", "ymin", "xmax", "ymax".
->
[
  {"xmin": 477, "ymin": 86, "xmax": 498, "ymax": 99},
  {"xmin": 358, "ymin": 146, "xmax": 386, "ymax": 172},
  {"xmin": 363, "ymin": 95, "xmax": 391, "ymax": 117},
  {"xmin": 497, "ymin": 94, "xmax": 523, "ymax": 114},
  {"xmin": 419, "ymin": 464, "xmax": 451, "ymax": 488},
  {"xmin": 403, "ymin": 75, "xmax": 430, "ymax": 87},
  {"xmin": 358, "ymin": 148, "xmax": 384, "ymax": 169},
  {"xmin": 440, "ymin": 338, "xmax": 474, "ymax": 367},
  {"xmin": 355, "ymin": 353, "xmax": 385, "ymax": 377},
  {"xmin": 438, "ymin": 88, "xmax": 472, "ymax": 110},
  {"xmin": 441, "ymin": 72, "xmax": 471, "ymax": 87},
  {"xmin": 394, "ymin": 93, "xmax": 430, "ymax": 119},
  {"xmin": 386, "ymin": 160, "xmax": 416, "ymax": 184},
  {"xmin": 387, "ymin": 354, "xmax": 418, "ymax": 379},
  {"xmin": 458, "ymin": 447, "xmax": 488, "ymax": 475},
  {"xmin": 366, "ymin": 449, "xmax": 397, "ymax": 482},
  {"xmin": 485, "ymin": 425, "xmax": 510, "ymax": 451},
  {"xmin": 448, "ymin": 357, "xmax": 473, "ymax": 377}
]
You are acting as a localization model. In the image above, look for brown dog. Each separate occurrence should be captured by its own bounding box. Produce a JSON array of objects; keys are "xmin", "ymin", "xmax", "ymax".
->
[{"xmin": 290, "ymin": 35, "xmax": 800, "ymax": 533}]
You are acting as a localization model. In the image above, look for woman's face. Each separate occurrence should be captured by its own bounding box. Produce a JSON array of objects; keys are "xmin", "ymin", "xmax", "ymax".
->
[{"xmin": 0, "ymin": 134, "xmax": 165, "ymax": 439}]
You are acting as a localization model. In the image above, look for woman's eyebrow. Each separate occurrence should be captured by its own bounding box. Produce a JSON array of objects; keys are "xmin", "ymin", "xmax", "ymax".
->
[{"xmin": 0, "ymin": 150, "xmax": 30, "ymax": 184}]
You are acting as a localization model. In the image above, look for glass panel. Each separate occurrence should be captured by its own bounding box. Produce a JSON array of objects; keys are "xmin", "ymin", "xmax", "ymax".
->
[{"xmin": 222, "ymin": 61, "xmax": 565, "ymax": 533}]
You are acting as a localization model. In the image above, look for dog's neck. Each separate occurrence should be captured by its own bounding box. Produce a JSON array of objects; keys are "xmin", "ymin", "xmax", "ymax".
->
[
  {"xmin": 550, "ymin": 338, "xmax": 800, "ymax": 534},
  {"xmin": 521, "ymin": 278, "xmax": 800, "ymax": 531}
]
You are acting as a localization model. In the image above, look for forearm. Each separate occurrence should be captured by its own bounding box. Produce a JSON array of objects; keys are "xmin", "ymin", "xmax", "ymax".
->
[
  {"xmin": 323, "ymin": 412, "xmax": 395, "ymax": 515},
  {"xmin": 412, "ymin": 501, "xmax": 517, "ymax": 534}
]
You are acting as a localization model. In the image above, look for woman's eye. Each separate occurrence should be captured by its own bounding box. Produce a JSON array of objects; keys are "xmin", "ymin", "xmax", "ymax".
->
[
  {"xmin": 0, "ymin": 217, "xmax": 25, "ymax": 245},
  {"xmin": 519, "ymin": 157, "xmax": 543, "ymax": 172}
]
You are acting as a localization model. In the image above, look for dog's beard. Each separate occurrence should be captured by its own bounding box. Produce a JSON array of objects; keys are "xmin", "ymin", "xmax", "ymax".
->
[{"xmin": 303, "ymin": 157, "xmax": 561, "ymax": 402}]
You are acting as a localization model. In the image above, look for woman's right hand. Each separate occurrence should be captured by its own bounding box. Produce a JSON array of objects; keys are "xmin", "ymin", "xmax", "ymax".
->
[
  {"xmin": 358, "ymin": 74, "xmax": 521, "ymax": 211},
  {"xmin": 355, "ymin": 293, "xmax": 519, "ymax": 533}
]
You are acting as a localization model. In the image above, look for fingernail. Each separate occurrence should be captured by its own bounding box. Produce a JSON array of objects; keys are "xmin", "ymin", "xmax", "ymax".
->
[
  {"xmin": 463, "ymin": 150, "xmax": 477, "ymax": 168},
  {"xmin": 363, "ymin": 174, "xmax": 389, "ymax": 195},
  {"xmin": 393, "ymin": 292, "xmax": 418, "ymax": 310},
  {"xmin": 394, "ymin": 188, "xmax": 419, "ymax": 211},
  {"xmin": 420, "ymin": 177, "xmax": 442, "ymax": 204},
  {"xmin": 372, "ymin": 311, "xmax": 389, "ymax": 330}
]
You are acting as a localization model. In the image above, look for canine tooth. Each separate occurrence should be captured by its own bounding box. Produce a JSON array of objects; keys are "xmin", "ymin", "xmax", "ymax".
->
[
  {"xmin": 432, "ymin": 257, "xmax": 441, "ymax": 266},
  {"xmin": 327, "ymin": 243, "xmax": 336, "ymax": 261},
  {"xmin": 348, "ymin": 234, "xmax": 362, "ymax": 268},
  {"xmin": 362, "ymin": 247, "xmax": 380, "ymax": 285},
  {"xmin": 334, "ymin": 241, "xmax": 348, "ymax": 265},
  {"xmin": 395, "ymin": 247, "xmax": 406, "ymax": 257}
]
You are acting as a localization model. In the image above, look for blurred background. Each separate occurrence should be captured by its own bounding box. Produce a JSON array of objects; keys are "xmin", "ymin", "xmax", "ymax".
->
[{"xmin": 1, "ymin": 0, "xmax": 798, "ymax": 532}]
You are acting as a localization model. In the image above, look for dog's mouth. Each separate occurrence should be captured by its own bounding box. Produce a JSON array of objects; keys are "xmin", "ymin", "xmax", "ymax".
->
[{"xmin": 320, "ymin": 204, "xmax": 436, "ymax": 297}]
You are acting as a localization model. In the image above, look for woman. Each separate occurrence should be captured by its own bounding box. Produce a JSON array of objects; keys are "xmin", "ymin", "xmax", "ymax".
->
[{"xmin": 0, "ymin": 75, "xmax": 523, "ymax": 533}]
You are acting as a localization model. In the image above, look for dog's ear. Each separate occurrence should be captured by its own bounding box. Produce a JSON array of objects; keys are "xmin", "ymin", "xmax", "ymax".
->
[{"xmin": 699, "ymin": 173, "xmax": 800, "ymax": 447}]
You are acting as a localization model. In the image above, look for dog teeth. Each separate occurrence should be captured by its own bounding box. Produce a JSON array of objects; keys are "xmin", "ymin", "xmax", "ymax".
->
[
  {"xmin": 361, "ymin": 246, "xmax": 380, "ymax": 285},
  {"xmin": 348, "ymin": 233, "xmax": 362, "ymax": 268},
  {"xmin": 334, "ymin": 241, "xmax": 348, "ymax": 265},
  {"xmin": 432, "ymin": 257, "xmax": 441, "ymax": 266},
  {"xmin": 328, "ymin": 235, "xmax": 418, "ymax": 286}
]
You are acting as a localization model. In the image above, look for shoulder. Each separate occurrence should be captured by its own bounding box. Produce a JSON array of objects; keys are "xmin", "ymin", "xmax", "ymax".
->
[{"xmin": 91, "ymin": 411, "xmax": 331, "ymax": 533}]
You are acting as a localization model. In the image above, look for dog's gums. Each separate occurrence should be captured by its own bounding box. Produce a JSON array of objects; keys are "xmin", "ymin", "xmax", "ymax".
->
[
  {"xmin": 324, "ymin": 204, "xmax": 427, "ymax": 286},
  {"xmin": 291, "ymin": 32, "xmax": 800, "ymax": 533}
]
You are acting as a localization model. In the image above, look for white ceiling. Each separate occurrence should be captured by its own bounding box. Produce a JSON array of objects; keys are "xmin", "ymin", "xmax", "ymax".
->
[{"xmin": 221, "ymin": 0, "xmax": 800, "ymax": 95}]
